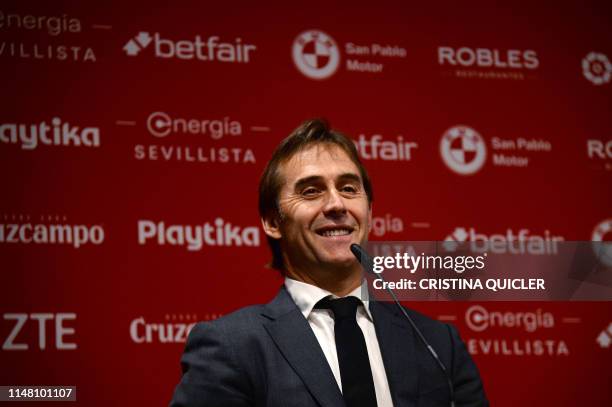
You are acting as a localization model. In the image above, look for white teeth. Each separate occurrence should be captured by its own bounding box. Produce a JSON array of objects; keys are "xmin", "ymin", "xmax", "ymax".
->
[{"xmin": 321, "ymin": 229, "xmax": 351, "ymax": 237}]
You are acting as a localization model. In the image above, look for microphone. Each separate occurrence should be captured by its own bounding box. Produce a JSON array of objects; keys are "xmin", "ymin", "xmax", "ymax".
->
[{"xmin": 350, "ymin": 243, "xmax": 456, "ymax": 407}]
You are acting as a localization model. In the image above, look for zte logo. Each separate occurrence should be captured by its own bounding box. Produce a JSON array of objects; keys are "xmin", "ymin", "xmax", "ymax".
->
[
  {"xmin": 2, "ymin": 313, "xmax": 77, "ymax": 351},
  {"xmin": 123, "ymin": 31, "xmax": 256, "ymax": 62}
]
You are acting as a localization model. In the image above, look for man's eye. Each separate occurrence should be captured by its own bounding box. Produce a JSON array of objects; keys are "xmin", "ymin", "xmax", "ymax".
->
[
  {"xmin": 302, "ymin": 187, "xmax": 320, "ymax": 196},
  {"xmin": 341, "ymin": 185, "xmax": 358, "ymax": 193}
]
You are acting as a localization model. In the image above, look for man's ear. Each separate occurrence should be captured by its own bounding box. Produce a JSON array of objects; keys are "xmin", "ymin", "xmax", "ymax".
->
[
  {"xmin": 367, "ymin": 203, "xmax": 373, "ymax": 234},
  {"xmin": 261, "ymin": 216, "xmax": 282, "ymax": 239}
]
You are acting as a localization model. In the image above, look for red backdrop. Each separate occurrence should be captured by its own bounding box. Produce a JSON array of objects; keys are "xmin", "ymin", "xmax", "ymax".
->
[{"xmin": 1, "ymin": 1, "xmax": 611, "ymax": 405}]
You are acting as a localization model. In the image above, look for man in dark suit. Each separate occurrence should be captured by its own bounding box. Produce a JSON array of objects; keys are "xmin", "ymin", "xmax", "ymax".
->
[{"xmin": 170, "ymin": 119, "xmax": 488, "ymax": 407}]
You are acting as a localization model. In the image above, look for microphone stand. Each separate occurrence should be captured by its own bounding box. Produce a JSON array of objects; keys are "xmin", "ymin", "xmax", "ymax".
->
[{"xmin": 351, "ymin": 244, "xmax": 456, "ymax": 407}]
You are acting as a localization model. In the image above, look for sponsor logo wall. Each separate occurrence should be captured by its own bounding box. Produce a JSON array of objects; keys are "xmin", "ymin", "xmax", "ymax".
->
[{"xmin": 1, "ymin": 2, "xmax": 610, "ymax": 406}]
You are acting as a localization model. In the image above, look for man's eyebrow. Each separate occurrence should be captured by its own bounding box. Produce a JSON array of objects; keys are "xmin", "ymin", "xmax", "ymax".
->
[
  {"xmin": 294, "ymin": 176, "xmax": 324, "ymax": 191},
  {"xmin": 337, "ymin": 173, "xmax": 362, "ymax": 183},
  {"xmin": 293, "ymin": 173, "xmax": 362, "ymax": 190}
]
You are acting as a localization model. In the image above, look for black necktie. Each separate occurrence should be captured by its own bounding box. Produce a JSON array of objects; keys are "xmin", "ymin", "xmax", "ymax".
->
[{"xmin": 315, "ymin": 296, "xmax": 377, "ymax": 407}]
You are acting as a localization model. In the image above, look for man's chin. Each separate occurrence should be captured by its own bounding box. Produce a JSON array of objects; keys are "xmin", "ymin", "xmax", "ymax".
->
[{"xmin": 319, "ymin": 255, "xmax": 360, "ymax": 271}]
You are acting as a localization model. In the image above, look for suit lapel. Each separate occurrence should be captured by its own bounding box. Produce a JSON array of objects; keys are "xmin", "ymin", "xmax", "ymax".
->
[
  {"xmin": 369, "ymin": 300, "xmax": 418, "ymax": 407},
  {"xmin": 262, "ymin": 288, "xmax": 345, "ymax": 407}
]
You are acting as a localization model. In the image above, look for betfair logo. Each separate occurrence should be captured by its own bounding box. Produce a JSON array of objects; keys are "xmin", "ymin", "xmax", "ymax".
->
[
  {"xmin": 122, "ymin": 31, "xmax": 256, "ymax": 62},
  {"xmin": 596, "ymin": 322, "xmax": 612, "ymax": 349},
  {"xmin": 443, "ymin": 227, "xmax": 563, "ymax": 255},
  {"xmin": 123, "ymin": 32, "xmax": 153, "ymax": 56}
]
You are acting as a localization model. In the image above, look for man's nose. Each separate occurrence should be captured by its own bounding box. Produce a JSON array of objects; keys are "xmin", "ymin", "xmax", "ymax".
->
[{"xmin": 322, "ymin": 188, "xmax": 347, "ymax": 216}]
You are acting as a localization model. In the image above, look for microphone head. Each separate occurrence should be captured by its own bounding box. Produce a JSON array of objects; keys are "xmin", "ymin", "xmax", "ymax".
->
[{"xmin": 350, "ymin": 243, "xmax": 375, "ymax": 274}]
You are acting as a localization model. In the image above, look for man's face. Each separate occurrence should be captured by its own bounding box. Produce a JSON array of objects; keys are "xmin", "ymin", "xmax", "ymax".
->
[{"xmin": 271, "ymin": 144, "xmax": 371, "ymax": 273}]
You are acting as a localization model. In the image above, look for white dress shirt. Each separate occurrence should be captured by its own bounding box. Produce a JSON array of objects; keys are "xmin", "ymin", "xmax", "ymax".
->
[{"xmin": 285, "ymin": 277, "xmax": 394, "ymax": 407}]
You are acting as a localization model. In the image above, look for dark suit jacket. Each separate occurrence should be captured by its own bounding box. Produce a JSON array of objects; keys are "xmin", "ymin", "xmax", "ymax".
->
[{"xmin": 170, "ymin": 287, "xmax": 488, "ymax": 407}]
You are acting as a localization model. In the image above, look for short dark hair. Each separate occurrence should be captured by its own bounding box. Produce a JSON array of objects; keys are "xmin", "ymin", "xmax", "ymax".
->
[{"xmin": 258, "ymin": 118, "xmax": 373, "ymax": 271}]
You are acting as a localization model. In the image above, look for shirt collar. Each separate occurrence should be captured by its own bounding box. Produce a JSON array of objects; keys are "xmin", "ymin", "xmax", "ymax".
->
[{"xmin": 284, "ymin": 277, "xmax": 373, "ymax": 321}]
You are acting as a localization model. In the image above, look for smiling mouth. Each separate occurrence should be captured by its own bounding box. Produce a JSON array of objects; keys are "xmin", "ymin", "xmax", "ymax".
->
[{"xmin": 316, "ymin": 227, "xmax": 354, "ymax": 237}]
